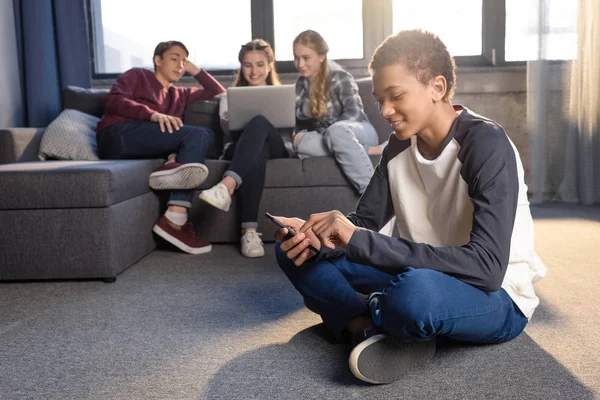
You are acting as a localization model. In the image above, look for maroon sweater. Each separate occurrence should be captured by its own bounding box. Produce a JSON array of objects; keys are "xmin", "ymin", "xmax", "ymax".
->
[{"xmin": 96, "ymin": 68, "xmax": 225, "ymax": 134}]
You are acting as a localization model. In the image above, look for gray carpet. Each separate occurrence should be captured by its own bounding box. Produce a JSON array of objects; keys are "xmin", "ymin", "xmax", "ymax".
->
[{"xmin": 1, "ymin": 204, "xmax": 599, "ymax": 399}]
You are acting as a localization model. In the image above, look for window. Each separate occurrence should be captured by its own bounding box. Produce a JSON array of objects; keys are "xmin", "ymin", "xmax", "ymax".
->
[
  {"xmin": 392, "ymin": 0, "xmax": 483, "ymax": 57},
  {"xmin": 505, "ymin": 0, "xmax": 578, "ymax": 61},
  {"xmin": 272, "ymin": 0, "xmax": 364, "ymax": 61},
  {"xmin": 89, "ymin": 0, "xmax": 579, "ymax": 79},
  {"xmin": 89, "ymin": 0, "xmax": 369, "ymax": 77},
  {"xmin": 89, "ymin": 0, "xmax": 252, "ymax": 74}
]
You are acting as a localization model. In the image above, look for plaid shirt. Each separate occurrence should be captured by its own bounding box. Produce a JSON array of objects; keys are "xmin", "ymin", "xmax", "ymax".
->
[{"xmin": 295, "ymin": 62, "xmax": 368, "ymax": 134}]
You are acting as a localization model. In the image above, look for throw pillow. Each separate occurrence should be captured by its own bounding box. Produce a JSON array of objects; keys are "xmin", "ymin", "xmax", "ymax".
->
[{"xmin": 38, "ymin": 109, "xmax": 100, "ymax": 161}]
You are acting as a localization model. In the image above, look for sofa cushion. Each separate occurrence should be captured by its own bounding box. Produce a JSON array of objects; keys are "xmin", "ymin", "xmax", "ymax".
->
[
  {"xmin": 63, "ymin": 86, "xmax": 109, "ymax": 118},
  {"xmin": 200, "ymin": 158, "xmax": 352, "ymax": 189},
  {"xmin": 38, "ymin": 109, "xmax": 101, "ymax": 161},
  {"xmin": 203, "ymin": 155, "xmax": 382, "ymax": 189},
  {"xmin": 184, "ymin": 100, "xmax": 223, "ymax": 160},
  {"xmin": 0, "ymin": 160, "xmax": 164, "ymax": 210},
  {"xmin": 265, "ymin": 158, "xmax": 351, "ymax": 187},
  {"xmin": 0, "ymin": 128, "xmax": 45, "ymax": 163},
  {"xmin": 356, "ymin": 77, "xmax": 394, "ymax": 145}
]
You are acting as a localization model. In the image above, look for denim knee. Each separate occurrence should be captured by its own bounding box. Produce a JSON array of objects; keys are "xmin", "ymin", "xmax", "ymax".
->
[
  {"xmin": 186, "ymin": 126, "xmax": 215, "ymax": 147},
  {"xmin": 379, "ymin": 268, "xmax": 444, "ymax": 340},
  {"xmin": 241, "ymin": 115, "xmax": 271, "ymax": 144},
  {"xmin": 246, "ymin": 115, "xmax": 271, "ymax": 130},
  {"xmin": 324, "ymin": 122, "xmax": 356, "ymax": 149}
]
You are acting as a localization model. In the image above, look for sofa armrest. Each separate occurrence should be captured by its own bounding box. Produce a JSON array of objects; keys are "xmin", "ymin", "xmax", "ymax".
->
[{"xmin": 0, "ymin": 128, "xmax": 45, "ymax": 164}]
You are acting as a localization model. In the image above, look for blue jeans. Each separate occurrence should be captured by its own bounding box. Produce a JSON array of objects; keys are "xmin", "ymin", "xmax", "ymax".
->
[
  {"xmin": 275, "ymin": 243, "xmax": 528, "ymax": 343},
  {"xmin": 294, "ymin": 121, "xmax": 379, "ymax": 194},
  {"xmin": 97, "ymin": 121, "xmax": 214, "ymax": 208}
]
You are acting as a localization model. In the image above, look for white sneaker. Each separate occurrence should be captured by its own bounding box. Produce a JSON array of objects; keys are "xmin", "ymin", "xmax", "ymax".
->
[
  {"xmin": 241, "ymin": 230, "xmax": 265, "ymax": 258},
  {"xmin": 198, "ymin": 183, "xmax": 231, "ymax": 212}
]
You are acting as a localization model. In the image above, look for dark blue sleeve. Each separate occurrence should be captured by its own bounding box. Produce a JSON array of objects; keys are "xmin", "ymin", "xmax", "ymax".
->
[{"xmin": 345, "ymin": 123, "xmax": 519, "ymax": 292}]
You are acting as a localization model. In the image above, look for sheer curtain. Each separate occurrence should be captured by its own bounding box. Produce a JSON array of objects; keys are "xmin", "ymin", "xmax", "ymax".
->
[{"xmin": 528, "ymin": 0, "xmax": 600, "ymax": 205}]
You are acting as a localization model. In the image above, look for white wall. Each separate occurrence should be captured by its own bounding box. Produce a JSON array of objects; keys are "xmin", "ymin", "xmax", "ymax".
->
[{"xmin": 0, "ymin": 0, "xmax": 24, "ymax": 127}]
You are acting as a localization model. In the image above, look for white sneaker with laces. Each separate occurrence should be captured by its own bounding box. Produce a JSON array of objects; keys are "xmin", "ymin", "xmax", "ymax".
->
[
  {"xmin": 241, "ymin": 230, "xmax": 265, "ymax": 258},
  {"xmin": 199, "ymin": 183, "xmax": 231, "ymax": 212}
]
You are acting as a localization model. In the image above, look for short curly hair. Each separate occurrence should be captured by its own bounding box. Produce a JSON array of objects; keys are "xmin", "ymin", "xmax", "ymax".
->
[{"xmin": 369, "ymin": 30, "xmax": 457, "ymax": 101}]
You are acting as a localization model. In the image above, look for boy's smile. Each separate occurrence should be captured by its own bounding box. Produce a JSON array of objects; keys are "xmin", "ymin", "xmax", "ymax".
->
[
  {"xmin": 372, "ymin": 62, "xmax": 458, "ymax": 158},
  {"xmin": 372, "ymin": 62, "xmax": 434, "ymax": 141}
]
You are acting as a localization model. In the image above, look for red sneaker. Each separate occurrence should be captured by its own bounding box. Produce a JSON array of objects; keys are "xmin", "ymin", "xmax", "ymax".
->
[
  {"xmin": 149, "ymin": 162, "xmax": 209, "ymax": 190},
  {"xmin": 152, "ymin": 216, "xmax": 212, "ymax": 254}
]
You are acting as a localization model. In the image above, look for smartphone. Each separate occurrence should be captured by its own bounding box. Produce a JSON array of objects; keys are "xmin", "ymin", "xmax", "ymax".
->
[{"xmin": 265, "ymin": 212, "xmax": 319, "ymax": 253}]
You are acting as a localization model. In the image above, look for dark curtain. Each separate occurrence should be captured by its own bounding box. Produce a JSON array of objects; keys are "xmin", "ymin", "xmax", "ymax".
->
[{"xmin": 13, "ymin": 0, "xmax": 92, "ymax": 127}]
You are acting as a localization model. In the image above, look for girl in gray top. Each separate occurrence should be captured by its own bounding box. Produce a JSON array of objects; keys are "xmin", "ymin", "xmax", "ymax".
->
[{"xmin": 292, "ymin": 30, "xmax": 383, "ymax": 194}]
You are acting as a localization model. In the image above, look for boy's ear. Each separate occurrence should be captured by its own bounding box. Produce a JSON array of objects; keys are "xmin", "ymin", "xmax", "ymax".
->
[
  {"xmin": 154, "ymin": 55, "xmax": 162, "ymax": 68},
  {"xmin": 430, "ymin": 75, "xmax": 447, "ymax": 102}
]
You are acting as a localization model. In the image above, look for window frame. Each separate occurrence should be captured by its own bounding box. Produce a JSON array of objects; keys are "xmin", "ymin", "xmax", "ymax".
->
[{"xmin": 88, "ymin": 0, "xmax": 545, "ymax": 81}]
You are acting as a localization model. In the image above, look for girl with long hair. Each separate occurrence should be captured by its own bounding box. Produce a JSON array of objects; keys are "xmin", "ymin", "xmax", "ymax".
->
[
  {"xmin": 292, "ymin": 30, "xmax": 382, "ymax": 194},
  {"xmin": 199, "ymin": 39, "xmax": 289, "ymax": 258}
]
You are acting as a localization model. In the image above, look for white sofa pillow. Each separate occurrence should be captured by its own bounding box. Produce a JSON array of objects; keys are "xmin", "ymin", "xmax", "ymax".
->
[{"xmin": 38, "ymin": 109, "xmax": 100, "ymax": 161}]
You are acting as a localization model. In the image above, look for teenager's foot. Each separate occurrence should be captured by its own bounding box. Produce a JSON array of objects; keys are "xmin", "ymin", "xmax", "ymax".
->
[
  {"xmin": 198, "ymin": 183, "xmax": 231, "ymax": 212},
  {"xmin": 241, "ymin": 230, "xmax": 264, "ymax": 258},
  {"xmin": 152, "ymin": 215, "xmax": 212, "ymax": 254},
  {"xmin": 343, "ymin": 322, "xmax": 379, "ymax": 353},
  {"xmin": 149, "ymin": 162, "xmax": 208, "ymax": 190},
  {"xmin": 349, "ymin": 334, "xmax": 436, "ymax": 384}
]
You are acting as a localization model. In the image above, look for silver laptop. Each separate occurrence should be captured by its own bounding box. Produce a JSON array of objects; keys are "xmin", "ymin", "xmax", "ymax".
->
[{"xmin": 227, "ymin": 85, "xmax": 296, "ymax": 131}]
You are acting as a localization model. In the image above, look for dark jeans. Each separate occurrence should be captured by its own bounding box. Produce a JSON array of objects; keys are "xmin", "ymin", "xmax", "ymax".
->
[
  {"xmin": 222, "ymin": 115, "xmax": 289, "ymax": 226},
  {"xmin": 275, "ymin": 243, "xmax": 528, "ymax": 343},
  {"xmin": 97, "ymin": 121, "xmax": 214, "ymax": 208}
]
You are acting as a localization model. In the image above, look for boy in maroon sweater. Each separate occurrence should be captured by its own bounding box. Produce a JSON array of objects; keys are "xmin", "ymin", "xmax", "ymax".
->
[{"xmin": 96, "ymin": 41, "xmax": 225, "ymax": 255}]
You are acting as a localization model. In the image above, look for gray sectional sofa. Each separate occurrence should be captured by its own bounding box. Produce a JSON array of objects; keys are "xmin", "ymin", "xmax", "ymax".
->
[{"xmin": 0, "ymin": 78, "xmax": 391, "ymax": 281}]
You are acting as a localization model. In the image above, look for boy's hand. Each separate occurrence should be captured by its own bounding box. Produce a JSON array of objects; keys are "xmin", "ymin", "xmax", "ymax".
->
[
  {"xmin": 300, "ymin": 210, "xmax": 356, "ymax": 249},
  {"xmin": 151, "ymin": 112, "xmax": 183, "ymax": 133},
  {"xmin": 184, "ymin": 60, "xmax": 201, "ymax": 76},
  {"xmin": 273, "ymin": 216, "xmax": 321, "ymax": 266}
]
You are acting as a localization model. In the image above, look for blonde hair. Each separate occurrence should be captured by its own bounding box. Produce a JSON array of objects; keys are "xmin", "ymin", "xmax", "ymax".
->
[
  {"xmin": 234, "ymin": 39, "xmax": 280, "ymax": 87},
  {"xmin": 293, "ymin": 30, "xmax": 329, "ymax": 119}
]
